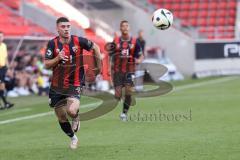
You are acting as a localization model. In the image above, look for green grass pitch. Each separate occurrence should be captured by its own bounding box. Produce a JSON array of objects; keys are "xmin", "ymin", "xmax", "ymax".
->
[{"xmin": 0, "ymin": 76, "xmax": 239, "ymax": 160}]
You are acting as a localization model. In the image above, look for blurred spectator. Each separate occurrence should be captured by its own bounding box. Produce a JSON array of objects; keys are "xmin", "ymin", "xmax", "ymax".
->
[
  {"xmin": 137, "ymin": 30, "xmax": 146, "ymax": 54},
  {"xmin": 6, "ymin": 53, "xmax": 51, "ymax": 97},
  {"xmin": 135, "ymin": 30, "xmax": 146, "ymax": 92},
  {"xmin": 0, "ymin": 31, "xmax": 14, "ymax": 109}
]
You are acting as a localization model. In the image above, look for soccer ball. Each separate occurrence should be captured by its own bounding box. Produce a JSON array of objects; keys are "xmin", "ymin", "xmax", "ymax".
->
[{"xmin": 152, "ymin": 8, "xmax": 173, "ymax": 30}]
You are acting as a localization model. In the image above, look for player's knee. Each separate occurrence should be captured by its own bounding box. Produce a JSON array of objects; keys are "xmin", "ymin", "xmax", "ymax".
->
[
  {"xmin": 125, "ymin": 87, "xmax": 133, "ymax": 95},
  {"xmin": 67, "ymin": 106, "xmax": 78, "ymax": 116}
]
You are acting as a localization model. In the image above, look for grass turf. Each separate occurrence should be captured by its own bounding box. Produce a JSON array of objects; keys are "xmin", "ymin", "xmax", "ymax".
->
[{"xmin": 0, "ymin": 76, "xmax": 239, "ymax": 160}]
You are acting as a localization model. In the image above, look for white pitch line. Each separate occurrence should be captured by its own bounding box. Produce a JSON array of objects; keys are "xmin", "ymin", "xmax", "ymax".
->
[
  {"xmin": 0, "ymin": 112, "xmax": 54, "ymax": 125},
  {"xmin": 174, "ymin": 76, "xmax": 237, "ymax": 92},
  {"xmin": 0, "ymin": 77, "xmax": 237, "ymax": 125},
  {"xmin": 0, "ymin": 108, "xmax": 32, "ymax": 117},
  {"xmin": 0, "ymin": 102, "xmax": 101, "ymax": 125}
]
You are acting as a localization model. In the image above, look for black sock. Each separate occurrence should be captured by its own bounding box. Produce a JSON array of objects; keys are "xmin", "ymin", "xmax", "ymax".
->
[
  {"xmin": 123, "ymin": 95, "xmax": 131, "ymax": 114},
  {"xmin": 59, "ymin": 121, "xmax": 74, "ymax": 138},
  {"xmin": 0, "ymin": 90, "xmax": 7, "ymax": 105}
]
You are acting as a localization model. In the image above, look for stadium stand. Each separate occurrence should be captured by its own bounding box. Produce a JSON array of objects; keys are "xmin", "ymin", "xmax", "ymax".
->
[
  {"xmin": 0, "ymin": 2, "xmax": 51, "ymax": 36},
  {"xmin": 147, "ymin": 0, "xmax": 237, "ymax": 39}
]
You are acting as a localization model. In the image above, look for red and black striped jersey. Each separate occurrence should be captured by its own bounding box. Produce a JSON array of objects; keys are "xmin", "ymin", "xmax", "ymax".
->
[
  {"xmin": 45, "ymin": 35, "xmax": 93, "ymax": 95},
  {"xmin": 111, "ymin": 36, "xmax": 143, "ymax": 73}
]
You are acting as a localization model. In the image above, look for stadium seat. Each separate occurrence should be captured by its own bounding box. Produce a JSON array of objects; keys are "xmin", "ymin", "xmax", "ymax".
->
[
  {"xmin": 199, "ymin": 3, "xmax": 208, "ymax": 10},
  {"xmin": 148, "ymin": 0, "xmax": 237, "ymax": 39},
  {"xmin": 198, "ymin": 18, "xmax": 207, "ymax": 26},
  {"xmin": 0, "ymin": 3, "xmax": 51, "ymax": 36}
]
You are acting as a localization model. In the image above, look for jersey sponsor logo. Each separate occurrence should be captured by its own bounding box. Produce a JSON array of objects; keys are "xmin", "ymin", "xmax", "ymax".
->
[
  {"xmin": 121, "ymin": 49, "xmax": 130, "ymax": 57},
  {"xmin": 121, "ymin": 42, "xmax": 131, "ymax": 58},
  {"xmin": 46, "ymin": 49, "xmax": 53, "ymax": 57}
]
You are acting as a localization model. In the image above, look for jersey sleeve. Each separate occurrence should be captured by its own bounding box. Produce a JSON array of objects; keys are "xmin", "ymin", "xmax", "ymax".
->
[
  {"xmin": 134, "ymin": 40, "xmax": 143, "ymax": 58},
  {"xmin": 45, "ymin": 40, "xmax": 54, "ymax": 60},
  {"xmin": 79, "ymin": 37, "xmax": 94, "ymax": 51}
]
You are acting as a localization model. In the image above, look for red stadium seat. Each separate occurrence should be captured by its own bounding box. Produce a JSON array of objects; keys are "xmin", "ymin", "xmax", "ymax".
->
[
  {"xmin": 228, "ymin": 1, "xmax": 236, "ymax": 8},
  {"xmin": 179, "ymin": 11, "xmax": 189, "ymax": 18},
  {"xmin": 208, "ymin": 18, "xmax": 216, "ymax": 26},
  {"xmin": 189, "ymin": 10, "xmax": 198, "ymax": 18},
  {"xmin": 228, "ymin": 18, "xmax": 235, "ymax": 26},
  {"xmin": 181, "ymin": 20, "xmax": 189, "ymax": 27},
  {"xmin": 219, "ymin": 2, "xmax": 227, "ymax": 9},
  {"xmin": 216, "ymin": 18, "xmax": 225, "ymax": 26},
  {"xmin": 199, "ymin": 10, "xmax": 208, "ymax": 18},
  {"xmin": 172, "ymin": 3, "xmax": 181, "ymax": 10},
  {"xmin": 209, "ymin": 2, "xmax": 218, "ymax": 9},
  {"xmin": 199, "ymin": 2, "xmax": 208, "ymax": 10},
  {"xmin": 0, "ymin": 5, "xmax": 51, "ymax": 36},
  {"xmin": 191, "ymin": 3, "xmax": 199, "ymax": 10},
  {"xmin": 218, "ymin": 10, "xmax": 226, "ymax": 17},
  {"xmin": 208, "ymin": 10, "xmax": 217, "ymax": 17},
  {"xmin": 148, "ymin": 0, "xmax": 237, "ymax": 39},
  {"xmin": 189, "ymin": 18, "xmax": 197, "ymax": 27},
  {"xmin": 229, "ymin": 9, "xmax": 236, "ymax": 17},
  {"xmin": 173, "ymin": 11, "xmax": 180, "ymax": 18},
  {"xmin": 198, "ymin": 18, "xmax": 207, "ymax": 26},
  {"xmin": 181, "ymin": 3, "xmax": 190, "ymax": 10}
]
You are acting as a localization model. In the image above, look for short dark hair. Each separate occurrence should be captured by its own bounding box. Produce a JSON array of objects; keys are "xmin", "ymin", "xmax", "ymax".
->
[
  {"xmin": 0, "ymin": 31, "xmax": 3, "ymax": 34},
  {"xmin": 56, "ymin": 17, "xmax": 70, "ymax": 24},
  {"xmin": 120, "ymin": 20, "xmax": 129, "ymax": 26}
]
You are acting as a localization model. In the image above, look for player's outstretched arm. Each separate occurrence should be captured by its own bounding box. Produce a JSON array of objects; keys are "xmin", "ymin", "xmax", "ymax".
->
[{"xmin": 92, "ymin": 43, "xmax": 102, "ymax": 72}]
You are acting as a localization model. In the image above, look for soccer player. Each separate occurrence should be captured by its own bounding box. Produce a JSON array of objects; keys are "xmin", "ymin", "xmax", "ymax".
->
[
  {"xmin": 44, "ymin": 17, "xmax": 101, "ymax": 149},
  {"xmin": 135, "ymin": 30, "xmax": 146, "ymax": 92},
  {"xmin": 0, "ymin": 31, "xmax": 14, "ymax": 110},
  {"xmin": 110, "ymin": 20, "xmax": 144, "ymax": 121},
  {"xmin": 137, "ymin": 30, "xmax": 146, "ymax": 53}
]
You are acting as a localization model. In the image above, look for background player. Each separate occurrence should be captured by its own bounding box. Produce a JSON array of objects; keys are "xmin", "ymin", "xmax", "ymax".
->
[
  {"xmin": 135, "ymin": 30, "xmax": 146, "ymax": 92},
  {"xmin": 44, "ymin": 17, "xmax": 101, "ymax": 149},
  {"xmin": 110, "ymin": 20, "xmax": 144, "ymax": 121},
  {"xmin": 0, "ymin": 31, "xmax": 14, "ymax": 110}
]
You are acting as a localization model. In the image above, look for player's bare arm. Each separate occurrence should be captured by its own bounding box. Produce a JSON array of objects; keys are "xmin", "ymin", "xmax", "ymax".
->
[
  {"xmin": 135, "ymin": 54, "xmax": 144, "ymax": 64},
  {"xmin": 92, "ymin": 43, "xmax": 102, "ymax": 72}
]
